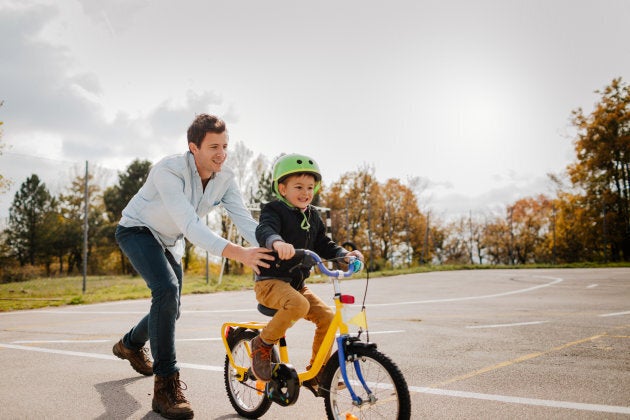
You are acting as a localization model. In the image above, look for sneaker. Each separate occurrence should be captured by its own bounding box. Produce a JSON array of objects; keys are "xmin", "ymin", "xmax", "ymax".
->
[
  {"xmin": 250, "ymin": 335, "xmax": 273, "ymax": 382},
  {"xmin": 113, "ymin": 339, "xmax": 153, "ymax": 376}
]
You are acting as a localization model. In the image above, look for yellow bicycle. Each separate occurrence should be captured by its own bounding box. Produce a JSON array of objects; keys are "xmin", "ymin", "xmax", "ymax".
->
[{"xmin": 221, "ymin": 249, "xmax": 411, "ymax": 419}]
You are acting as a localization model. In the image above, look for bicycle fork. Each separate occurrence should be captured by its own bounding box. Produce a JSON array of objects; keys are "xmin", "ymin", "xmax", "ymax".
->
[{"xmin": 336, "ymin": 335, "xmax": 378, "ymax": 406}]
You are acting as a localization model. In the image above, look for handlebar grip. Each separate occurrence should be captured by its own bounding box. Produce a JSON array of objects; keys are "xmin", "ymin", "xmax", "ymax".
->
[{"xmin": 350, "ymin": 259, "xmax": 364, "ymax": 273}]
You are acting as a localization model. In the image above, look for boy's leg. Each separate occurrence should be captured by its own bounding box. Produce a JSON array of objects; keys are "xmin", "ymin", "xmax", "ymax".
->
[
  {"xmin": 301, "ymin": 286, "xmax": 334, "ymax": 367},
  {"xmin": 254, "ymin": 280, "xmax": 310, "ymax": 343},
  {"xmin": 252, "ymin": 280, "xmax": 310, "ymax": 381}
]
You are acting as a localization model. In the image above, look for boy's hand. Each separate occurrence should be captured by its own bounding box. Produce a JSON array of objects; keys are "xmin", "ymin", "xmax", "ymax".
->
[
  {"xmin": 273, "ymin": 241, "xmax": 295, "ymax": 260},
  {"xmin": 344, "ymin": 250, "xmax": 364, "ymax": 262}
]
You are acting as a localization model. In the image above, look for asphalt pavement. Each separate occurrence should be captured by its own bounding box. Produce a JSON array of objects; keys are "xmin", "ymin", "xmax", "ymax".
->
[{"xmin": 1, "ymin": 267, "xmax": 629, "ymax": 419}]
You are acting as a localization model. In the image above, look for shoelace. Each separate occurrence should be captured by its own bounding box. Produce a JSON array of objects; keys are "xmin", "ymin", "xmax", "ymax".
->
[
  {"xmin": 166, "ymin": 378, "xmax": 189, "ymax": 404},
  {"xmin": 253, "ymin": 342, "xmax": 272, "ymax": 361},
  {"xmin": 139, "ymin": 347, "xmax": 151, "ymax": 362}
]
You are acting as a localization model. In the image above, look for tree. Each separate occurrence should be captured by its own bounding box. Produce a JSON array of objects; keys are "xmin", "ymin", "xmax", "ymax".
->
[
  {"xmin": 0, "ymin": 100, "xmax": 10, "ymax": 195},
  {"xmin": 4, "ymin": 175, "xmax": 55, "ymax": 266},
  {"xmin": 103, "ymin": 159, "xmax": 152, "ymax": 222},
  {"xmin": 508, "ymin": 195, "xmax": 553, "ymax": 264},
  {"xmin": 568, "ymin": 77, "xmax": 630, "ymax": 261},
  {"xmin": 58, "ymin": 169, "xmax": 107, "ymax": 274},
  {"xmin": 103, "ymin": 159, "xmax": 151, "ymax": 274},
  {"xmin": 324, "ymin": 165, "xmax": 383, "ymax": 270}
]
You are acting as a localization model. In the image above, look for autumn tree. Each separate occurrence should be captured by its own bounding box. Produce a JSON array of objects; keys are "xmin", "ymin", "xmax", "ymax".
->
[
  {"xmin": 323, "ymin": 165, "xmax": 383, "ymax": 269},
  {"xmin": 508, "ymin": 195, "xmax": 553, "ymax": 264},
  {"xmin": 568, "ymin": 78, "xmax": 630, "ymax": 261},
  {"xmin": 480, "ymin": 215, "xmax": 510, "ymax": 265},
  {"xmin": 58, "ymin": 169, "xmax": 107, "ymax": 274}
]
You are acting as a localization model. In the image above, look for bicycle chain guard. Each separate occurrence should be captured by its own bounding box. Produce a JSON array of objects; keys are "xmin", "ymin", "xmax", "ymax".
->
[{"xmin": 266, "ymin": 363, "xmax": 300, "ymax": 406}]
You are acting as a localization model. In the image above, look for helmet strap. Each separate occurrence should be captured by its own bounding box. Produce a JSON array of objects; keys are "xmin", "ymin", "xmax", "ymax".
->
[{"xmin": 277, "ymin": 194, "xmax": 311, "ymax": 231}]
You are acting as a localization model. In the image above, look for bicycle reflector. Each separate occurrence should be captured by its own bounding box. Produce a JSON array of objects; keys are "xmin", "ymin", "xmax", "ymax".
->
[{"xmin": 340, "ymin": 295, "xmax": 355, "ymax": 304}]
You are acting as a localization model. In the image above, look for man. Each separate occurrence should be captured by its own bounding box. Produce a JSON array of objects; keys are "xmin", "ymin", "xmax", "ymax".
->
[{"xmin": 113, "ymin": 114, "xmax": 273, "ymax": 419}]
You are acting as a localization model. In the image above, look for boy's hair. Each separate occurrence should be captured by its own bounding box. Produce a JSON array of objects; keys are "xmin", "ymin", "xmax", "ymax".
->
[
  {"xmin": 278, "ymin": 172, "xmax": 318, "ymax": 186},
  {"xmin": 187, "ymin": 114, "xmax": 226, "ymax": 147}
]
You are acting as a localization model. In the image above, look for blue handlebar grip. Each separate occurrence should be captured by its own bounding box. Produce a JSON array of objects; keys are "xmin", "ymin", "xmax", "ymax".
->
[{"xmin": 351, "ymin": 260, "xmax": 364, "ymax": 273}]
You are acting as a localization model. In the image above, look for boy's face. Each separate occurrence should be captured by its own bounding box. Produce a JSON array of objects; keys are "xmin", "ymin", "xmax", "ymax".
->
[
  {"xmin": 278, "ymin": 174, "xmax": 316, "ymax": 210},
  {"xmin": 189, "ymin": 132, "xmax": 228, "ymax": 179}
]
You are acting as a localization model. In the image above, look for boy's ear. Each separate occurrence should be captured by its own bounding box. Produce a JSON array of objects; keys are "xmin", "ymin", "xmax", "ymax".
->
[{"xmin": 277, "ymin": 183, "xmax": 287, "ymax": 196}]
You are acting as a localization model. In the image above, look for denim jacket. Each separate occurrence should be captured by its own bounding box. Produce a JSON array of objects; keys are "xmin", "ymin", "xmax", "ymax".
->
[{"xmin": 119, "ymin": 151, "xmax": 257, "ymax": 261}]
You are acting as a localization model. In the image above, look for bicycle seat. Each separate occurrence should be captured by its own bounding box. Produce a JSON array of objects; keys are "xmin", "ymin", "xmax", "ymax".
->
[{"xmin": 257, "ymin": 303, "xmax": 278, "ymax": 317}]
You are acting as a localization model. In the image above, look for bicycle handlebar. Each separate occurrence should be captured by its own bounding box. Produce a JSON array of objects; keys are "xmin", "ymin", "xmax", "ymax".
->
[{"xmin": 293, "ymin": 249, "xmax": 363, "ymax": 278}]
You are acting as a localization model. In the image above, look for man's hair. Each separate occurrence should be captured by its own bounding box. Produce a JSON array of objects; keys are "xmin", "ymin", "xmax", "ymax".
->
[{"xmin": 187, "ymin": 114, "xmax": 226, "ymax": 147}]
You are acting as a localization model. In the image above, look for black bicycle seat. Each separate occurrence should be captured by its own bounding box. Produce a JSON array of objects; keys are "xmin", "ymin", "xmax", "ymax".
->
[{"xmin": 257, "ymin": 303, "xmax": 278, "ymax": 317}]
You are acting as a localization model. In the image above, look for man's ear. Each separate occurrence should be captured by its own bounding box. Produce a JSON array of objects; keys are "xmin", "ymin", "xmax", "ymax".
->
[{"xmin": 188, "ymin": 142, "xmax": 197, "ymax": 154}]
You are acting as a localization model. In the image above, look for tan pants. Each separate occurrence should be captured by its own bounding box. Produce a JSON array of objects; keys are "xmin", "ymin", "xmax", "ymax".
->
[{"xmin": 255, "ymin": 279, "xmax": 334, "ymax": 367}]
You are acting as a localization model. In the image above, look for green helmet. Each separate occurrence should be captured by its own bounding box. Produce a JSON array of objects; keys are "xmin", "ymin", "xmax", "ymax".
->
[{"xmin": 272, "ymin": 153, "xmax": 322, "ymax": 198}]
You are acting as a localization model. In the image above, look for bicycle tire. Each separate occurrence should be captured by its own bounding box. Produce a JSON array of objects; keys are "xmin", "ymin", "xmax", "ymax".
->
[
  {"xmin": 321, "ymin": 346, "xmax": 411, "ymax": 420},
  {"xmin": 223, "ymin": 329, "xmax": 272, "ymax": 419}
]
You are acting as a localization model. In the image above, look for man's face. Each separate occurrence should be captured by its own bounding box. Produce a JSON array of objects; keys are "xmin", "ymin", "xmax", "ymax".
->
[{"xmin": 189, "ymin": 132, "xmax": 228, "ymax": 178}]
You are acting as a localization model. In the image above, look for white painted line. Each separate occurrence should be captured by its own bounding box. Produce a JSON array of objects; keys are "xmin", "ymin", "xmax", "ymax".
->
[
  {"xmin": 587, "ymin": 284, "xmax": 598, "ymax": 289},
  {"xmin": 365, "ymin": 330, "xmax": 406, "ymax": 335},
  {"xmin": 466, "ymin": 321, "xmax": 549, "ymax": 329},
  {"xmin": 176, "ymin": 337, "xmax": 222, "ymax": 342},
  {"xmin": 1, "ymin": 342, "xmax": 626, "ymax": 415},
  {"xmin": 4, "ymin": 308, "xmax": 258, "ymax": 315},
  {"xmin": 178, "ymin": 362, "xmax": 223, "ymax": 371},
  {"xmin": 598, "ymin": 310, "xmax": 630, "ymax": 317},
  {"xmin": 411, "ymin": 386, "xmax": 630, "ymax": 415},
  {"xmin": 367, "ymin": 276, "xmax": 563, "ymax": 306},
  {"xmin": 0, "ymin": 343, "xmax": 118, "ymax": 360},
  {"xmin": 12, "ymin": 339, "xmax": 110, "ymax": 344}
]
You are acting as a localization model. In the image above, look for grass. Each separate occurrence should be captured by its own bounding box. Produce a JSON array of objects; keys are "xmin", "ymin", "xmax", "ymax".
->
[
  {"xmin": 0, "ymin": 273, "xmax": 258, "ymax": 312},
  {"xmin": 1, "ymin": 262, "xmax": 628, "ymax": 312}
]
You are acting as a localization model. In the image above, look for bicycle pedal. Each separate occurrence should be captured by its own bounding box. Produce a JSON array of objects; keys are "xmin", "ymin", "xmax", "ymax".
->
[{"xmin": 302, "ymin": 379, "xmax": 321, "ymax": 398}]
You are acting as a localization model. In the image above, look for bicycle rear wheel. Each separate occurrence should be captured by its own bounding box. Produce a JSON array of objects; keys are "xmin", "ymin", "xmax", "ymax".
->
[
  {"xmin": 224, "ymin": 329, "xmax": 272, "ymax": 419},
  {"xmin": 321, "ymin": 346, "xmax": 411, "ymax": 420}
]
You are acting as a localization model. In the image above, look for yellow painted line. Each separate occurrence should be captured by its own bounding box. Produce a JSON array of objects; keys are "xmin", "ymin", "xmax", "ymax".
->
[{"xmin": 432, "ymin": 333, "xmax": 606, "ymax": 388}]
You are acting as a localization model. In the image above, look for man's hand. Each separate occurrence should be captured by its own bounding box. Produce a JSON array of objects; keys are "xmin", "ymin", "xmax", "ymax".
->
[{"xmin": 222, "ymin": 244, "xmax": 274, "ymax": 275}]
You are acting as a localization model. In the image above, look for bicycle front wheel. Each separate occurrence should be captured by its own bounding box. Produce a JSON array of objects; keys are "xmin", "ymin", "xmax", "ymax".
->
[
  {"xmin": 322, "ymin": 346, "xmax": 411, "ymax": 420},
  {"xmin": 224, "ymin": 329, "xmax": 272, "ymax": 419}
]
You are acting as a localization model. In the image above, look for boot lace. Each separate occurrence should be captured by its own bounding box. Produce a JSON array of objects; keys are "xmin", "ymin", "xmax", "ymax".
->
[
  {"xmin": 166, "ymin": 376, "xmax": 189, "ymax": 404},
  {"xmin": 138, "ymin": 347, "xmax": 151, "ymax": 363}
]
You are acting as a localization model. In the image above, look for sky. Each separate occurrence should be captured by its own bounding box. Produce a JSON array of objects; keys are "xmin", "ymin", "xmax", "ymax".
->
[{"xmin": 1, "ymin": 0, "xmax": 629, "ymax": 225}]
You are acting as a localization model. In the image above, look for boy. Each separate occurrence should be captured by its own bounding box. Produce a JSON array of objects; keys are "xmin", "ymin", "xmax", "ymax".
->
[{"xmin": 251, "ymin": 153, "xmax": 364, "ymax": 394}]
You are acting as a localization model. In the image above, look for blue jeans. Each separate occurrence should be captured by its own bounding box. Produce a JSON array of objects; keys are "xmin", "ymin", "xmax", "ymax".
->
[{"xmin": 115, "ymin": 225, "xmax": 183, "ymax": 376}]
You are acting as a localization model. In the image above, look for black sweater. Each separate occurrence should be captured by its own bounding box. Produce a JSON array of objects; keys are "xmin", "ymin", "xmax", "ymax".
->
[{"xmin": 255, "ymin": 200, "xmax": 347, "ymax": 289}]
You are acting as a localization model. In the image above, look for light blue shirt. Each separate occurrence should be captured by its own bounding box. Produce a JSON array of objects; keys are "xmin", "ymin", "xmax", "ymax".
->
[{"xmin": 119, "ymin": 151, "xmax": 258, "ymax": 261}]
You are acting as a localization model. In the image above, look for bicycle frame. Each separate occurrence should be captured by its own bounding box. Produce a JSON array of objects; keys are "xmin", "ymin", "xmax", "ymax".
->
[{"xmin": 221, "ymin": 249, "xmax": 367, "ymax": 397}]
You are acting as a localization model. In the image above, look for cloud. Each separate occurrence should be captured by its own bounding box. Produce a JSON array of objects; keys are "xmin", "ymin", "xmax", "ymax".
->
[{"xmin": 0, "ymin": 3, "xmax": 227, "ymax": 166}]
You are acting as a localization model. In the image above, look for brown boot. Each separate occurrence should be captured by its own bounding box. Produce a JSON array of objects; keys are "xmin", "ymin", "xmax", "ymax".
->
[
  {"xmin": 250, "ymin": 335, "xmax": 273, "ymax": 382},
  {"xmin": 112, "ymin": 339, "xmax": 153, "ymax": 376},
  {"xmin": 152, "ymin": 372, "xmax": 194, "ymax": 419}
]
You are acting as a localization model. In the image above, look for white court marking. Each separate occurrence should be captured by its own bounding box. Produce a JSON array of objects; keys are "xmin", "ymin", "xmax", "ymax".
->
[
  {"xmin": 366, "ymin": 276, "xmax": 563, "ymax": 306},
  {"xmin": 466, "ymin": 321, "xmax": 549, "ymax": 329},
  {"xmin": 0, "ymin": 275, "xmax": 564, "ymax": 315},
  {"xmin": 599, "ymin": 310, "xmax": 630, "ymax": 317},
  {"xmin": 0, "ymin": 342, "xmax": 628, "ymax": 415}
]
